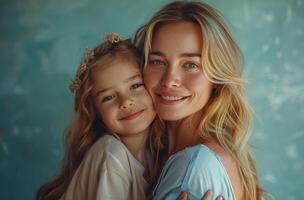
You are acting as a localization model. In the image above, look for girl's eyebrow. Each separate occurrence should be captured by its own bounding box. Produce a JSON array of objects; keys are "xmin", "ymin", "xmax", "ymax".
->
[
  {"xmin": 124, "ymin": 74, "xmax": 142, "ymax": 83},
  {"xmin": 94, "ymin": 74, "xmax": 142, "ymax": 98},
  {"xmin": 95, "ymin": 88, "xmax": 109, "ymax": 98}
]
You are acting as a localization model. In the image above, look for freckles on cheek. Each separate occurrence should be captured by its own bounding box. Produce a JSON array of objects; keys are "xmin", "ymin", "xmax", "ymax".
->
[
  {"xmin": 186, "ymin": 73, "xmax": 206, "ymax": 87},
  {"xmin": 143, "ymin": 67, "xmax": 163, "ymax": 79},
  {"xmin": 144, "ymin": 68, "xmax": 161, "ymax": 86},
  {"xmin": 186, "ymin": 73, "xmax": 213, "ymax": 98}
]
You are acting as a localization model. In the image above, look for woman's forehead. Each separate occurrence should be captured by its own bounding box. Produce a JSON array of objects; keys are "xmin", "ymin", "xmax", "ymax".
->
[{"xmin": 150, "ymin": 21, "xmax": 202, "ymax": 56}]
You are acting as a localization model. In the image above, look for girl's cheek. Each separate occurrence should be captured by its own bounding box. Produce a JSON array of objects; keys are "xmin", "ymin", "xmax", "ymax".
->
[{"xmin": 134, "ymin": 89, "xmax": 153, "ymax": 102}]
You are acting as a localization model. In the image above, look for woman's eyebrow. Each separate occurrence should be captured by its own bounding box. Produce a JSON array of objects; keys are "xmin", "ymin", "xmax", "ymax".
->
[
  {"xmin": 149, "ymin": 51, "xmax": 201, "ymax": 58},
  {"xmin": 180, "ymin": 53, "xmax": 201, "ymax": 57},
  {"xmin": 149, "ymin": 51, "xmax": 165, "ymax": 56}
]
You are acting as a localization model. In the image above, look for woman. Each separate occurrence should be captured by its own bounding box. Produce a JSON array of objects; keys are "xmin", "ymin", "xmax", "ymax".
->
[{"xmin": 134, "ymin": 1, "xmax": 264, "ymax": 200}]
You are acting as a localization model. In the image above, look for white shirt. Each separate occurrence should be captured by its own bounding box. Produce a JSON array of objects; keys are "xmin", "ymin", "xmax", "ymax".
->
[{"xmin": 61, "ymin": 134, "xmax": 150, "ymax": 200}]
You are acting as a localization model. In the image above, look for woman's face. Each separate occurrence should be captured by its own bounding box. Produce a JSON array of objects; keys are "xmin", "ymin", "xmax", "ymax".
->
[{"xmin": 143, "ymin": 21, "xmax": 213, "ymax": 121}]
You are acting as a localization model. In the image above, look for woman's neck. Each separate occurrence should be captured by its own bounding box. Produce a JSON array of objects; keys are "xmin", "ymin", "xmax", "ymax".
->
[
  {"xmin": 167, "ymin": 112, "xmax": 204, "ymax": 156},
  {"xmin": 166, "ymin": 120, "xmax": 181, "ymax": 156},
  {"xmin": 120, "ymin": 130, "xmax": 149, "ymax": 167}
]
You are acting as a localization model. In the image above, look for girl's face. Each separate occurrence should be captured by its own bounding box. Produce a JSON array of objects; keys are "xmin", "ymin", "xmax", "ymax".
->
[
  {"xmin": 144, "ymin": 21, "xmax": 213, "ymax": 121},
  {"xmin": 92, "ymin": 58, "xmax": 156, "ymax": 137}
]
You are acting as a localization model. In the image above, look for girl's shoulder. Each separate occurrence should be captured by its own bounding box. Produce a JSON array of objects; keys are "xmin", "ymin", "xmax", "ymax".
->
[
  {"xmin": 87, "ymin": 134, "xmax": 146, "ymax": 172},
  {"xmin": 85, "ymin": 135, "xmax": 130, "ymax": 165},
  {"xmin": 88, "ymin": 134, "xmax": 146, "ymax": 179},
  {"xmin": 83, "ymin": 135, "xmax": 130, "ymax": 167}
]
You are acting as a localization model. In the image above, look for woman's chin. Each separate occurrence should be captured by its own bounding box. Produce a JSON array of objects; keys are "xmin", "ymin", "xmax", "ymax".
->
[{"xmin": 157, "ymin": 110, "xmax": 185, "ymax": 121}]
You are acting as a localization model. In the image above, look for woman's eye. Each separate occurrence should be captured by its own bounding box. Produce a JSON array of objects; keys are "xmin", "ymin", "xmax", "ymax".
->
[
  {"xmin": 130, "ymin": 83, "xmax": 144, "ymax": 90},
  {"xmin": 102, "ymin": 95, "xmax": 115, "ymax": 102},
  {"xmin": 184, "ymin": 63, "xmax": 199, "ymax": 70},
  {"xmin": 149, "ymin": 59, "xmax": 166, "ymax": 66}
]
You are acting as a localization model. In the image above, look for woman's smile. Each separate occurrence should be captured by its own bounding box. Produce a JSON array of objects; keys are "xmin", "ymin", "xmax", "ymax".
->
[{"xmin": 156, "ymin": 89, "xmax": 191, "ymax": 105}]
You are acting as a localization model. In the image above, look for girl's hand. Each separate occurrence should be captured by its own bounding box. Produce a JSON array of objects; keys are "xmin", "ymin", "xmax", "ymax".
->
[{"xmin": 177, "ymin": 190, "xmax": 223, "ymax": 200}]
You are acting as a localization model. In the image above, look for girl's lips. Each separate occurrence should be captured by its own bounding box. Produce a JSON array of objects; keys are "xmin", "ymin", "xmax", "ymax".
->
[{"xmin": 120, "ymin": 110, "xmax": 145, "ymax": 120}]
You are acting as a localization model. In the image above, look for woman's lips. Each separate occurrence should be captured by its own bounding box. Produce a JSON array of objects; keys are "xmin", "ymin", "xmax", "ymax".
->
[
  {"xmin": 120, "ymin": 110, "xmax": 145, "ymax": 120},
  {"xmin": 156, "ymin": 93, "xmax": 191, "ymax": 105}
]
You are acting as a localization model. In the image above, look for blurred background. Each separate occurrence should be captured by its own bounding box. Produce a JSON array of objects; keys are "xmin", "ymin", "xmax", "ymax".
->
[{"xmin": 0, "ymin": 0, "xmax": 303, "ymax": 199}]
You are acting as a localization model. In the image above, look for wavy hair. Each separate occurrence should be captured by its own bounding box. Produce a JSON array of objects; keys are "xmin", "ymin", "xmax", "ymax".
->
[
  {"xmin": 134, "ymin": 1, "xmax": 264, "ymax": 200},
  {"xmin": 36, "ymin": 36, "xmax": 164, "ymax": 200}
]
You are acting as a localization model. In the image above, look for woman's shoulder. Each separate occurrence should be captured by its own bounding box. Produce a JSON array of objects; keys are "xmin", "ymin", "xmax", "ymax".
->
[
  {"xmin": 158, "ymin": 144, "xmax": 225, "ymax": 185},
  {"xmin": 166, "ymin": 144, "xmax": 221, "ymax": 169},
  {"xmin": 187, "ymin": 144, "xmax": 220, "ymax": 163},
  {"xmin": 154, "ymin": 145, "xmax": 234, "ymax": 199},
  {"xmin": 185, "ymin": 144, "xmax": 229, "ymax": 177}
]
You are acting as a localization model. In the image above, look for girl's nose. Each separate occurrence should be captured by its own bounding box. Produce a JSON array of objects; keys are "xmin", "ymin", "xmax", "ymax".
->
[{"xmin": 120, "ymin": 97, "xmax": 134, "ymax": 109}]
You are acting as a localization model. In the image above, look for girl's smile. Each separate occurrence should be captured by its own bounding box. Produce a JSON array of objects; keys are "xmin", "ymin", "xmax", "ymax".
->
[{"xmin": 119, "ymin": 109, "xmax": 146, "ymax": 121}]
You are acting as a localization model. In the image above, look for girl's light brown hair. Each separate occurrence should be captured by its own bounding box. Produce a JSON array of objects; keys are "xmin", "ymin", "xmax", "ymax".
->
[{"xmin": 36, "ymin": 34, "xmax": 164, "ymax": 200}]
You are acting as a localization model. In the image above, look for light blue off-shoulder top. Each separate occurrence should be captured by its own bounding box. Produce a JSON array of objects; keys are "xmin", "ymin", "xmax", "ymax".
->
[{"xmin": 153, "ymin": 144, "xmax": 235, "ymax": 200}]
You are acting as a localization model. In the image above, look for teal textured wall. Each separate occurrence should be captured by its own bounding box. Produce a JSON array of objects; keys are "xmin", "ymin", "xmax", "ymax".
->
[{"xmin": 0, "ymin": 0, "xmax": 303, "ymax": 199}]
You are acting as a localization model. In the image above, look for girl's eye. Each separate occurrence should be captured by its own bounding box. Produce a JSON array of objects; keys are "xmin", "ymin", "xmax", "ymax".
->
[
  {"xmin": 149, "ymin": 59, "xmax": 166, "ymax": 66},
  {"xmin": 102, "ymin": 95, "xmax": 116, "ymax": 102},
  {"xmin": 130, "ymin": 83, "xmax": 144, "ymax": 90},
  {"xmin": 184, "ymin": 63, "xmax": 199, "ymax": 70}
]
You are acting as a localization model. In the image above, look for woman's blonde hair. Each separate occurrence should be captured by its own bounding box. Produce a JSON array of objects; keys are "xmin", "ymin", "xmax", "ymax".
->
[
  {"xmin": 134, "ymin": 1, "xmax": 264, "ymax": 199},
  {"xmin": 36, "ymin": 34, "xmax": 164, "ymax": 200}
]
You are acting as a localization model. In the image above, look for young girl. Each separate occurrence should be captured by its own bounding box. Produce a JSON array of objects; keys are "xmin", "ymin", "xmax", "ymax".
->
[{"xmin": 36, "ymin": 33, "xmax": 163, "ymax": 200}]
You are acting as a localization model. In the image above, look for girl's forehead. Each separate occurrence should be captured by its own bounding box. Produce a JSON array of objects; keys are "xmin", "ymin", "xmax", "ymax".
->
[
  {"xmin": 93, "ymin": 59, "xmax": 141, "ymax": 80},
  {"xmin": 91, "ymin": 60, "xmax": 142, "ymax": 95},
  {"xmin": 93, "ymin": 54, "xmax": 139, "ymax": 70}
]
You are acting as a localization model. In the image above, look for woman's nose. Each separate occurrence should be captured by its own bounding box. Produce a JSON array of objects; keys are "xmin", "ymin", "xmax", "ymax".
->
[{"xmin": 161, "ymin": 67, "xmax": 181, "ymax": 88}]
